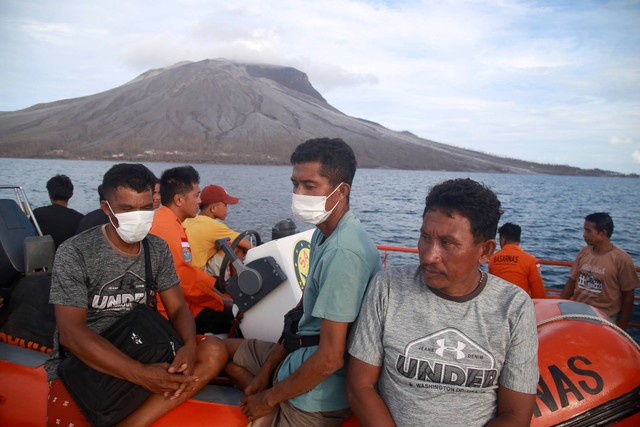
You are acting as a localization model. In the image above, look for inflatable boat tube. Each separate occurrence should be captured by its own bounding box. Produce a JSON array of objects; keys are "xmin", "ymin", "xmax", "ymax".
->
[{"xmin": 531, "ymin": 299, "xmax": 640, "ymax": 426}]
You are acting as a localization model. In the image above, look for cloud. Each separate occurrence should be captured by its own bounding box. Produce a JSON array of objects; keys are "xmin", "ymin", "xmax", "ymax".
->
[
  {"xmin": 119, "ymin": 30, "xmax": 284, "ymax": 70},
  {"xmin": 119, "ymin": 2, "xmax": 389, "ymax": 90},
  {"xmin": 609, "ymin": 137, "xmax": 633, "ymax": 145},
  {"xmin": 633, "ymin": 151, "xmax": 640, "ymax": 164},
  {"xmin": 294, "ymin": 62, "xmax": 379, "ymax": 90},
  {"xmin": 17, "ymin": 21, "xmax": 75, "ymax": 43},
  {"xmin": 12, "ymin": 17, "xmax": 108, "ymax": 46}
]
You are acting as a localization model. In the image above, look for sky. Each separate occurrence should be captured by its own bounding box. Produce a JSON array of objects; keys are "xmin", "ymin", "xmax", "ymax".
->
[{"xmin": 1, "ymin": 0, "xmax": 639, "ymax": 174}]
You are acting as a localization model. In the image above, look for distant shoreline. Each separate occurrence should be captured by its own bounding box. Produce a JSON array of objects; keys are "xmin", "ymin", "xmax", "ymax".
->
[{"xmin": 2, "ymin": 156, "xmax": 637, "ymax": 178}]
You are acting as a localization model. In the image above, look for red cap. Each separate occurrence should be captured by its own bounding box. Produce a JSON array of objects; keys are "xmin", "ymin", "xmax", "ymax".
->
[{"xmin": 200, "ymin": 185, "xmax": 239, "ymax": 205}]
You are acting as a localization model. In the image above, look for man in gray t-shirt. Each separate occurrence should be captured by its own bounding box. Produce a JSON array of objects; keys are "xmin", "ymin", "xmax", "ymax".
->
[
  {"xmin": 347, "ymin": 178, "xmax": 539, "ymax": 426},
  {"xmin": 45, "ymin": 163, "xmax": 228, "ymax": 427}
]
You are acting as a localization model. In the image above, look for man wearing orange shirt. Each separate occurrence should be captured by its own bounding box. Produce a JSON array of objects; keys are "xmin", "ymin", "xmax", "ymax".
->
[
  {"xmin": 150, "ymin": 166, "xmax": 234, "ymax": 334},
  {"xmin": 489, "ymin": 222, "xmax": 546, "ymax": 298}
]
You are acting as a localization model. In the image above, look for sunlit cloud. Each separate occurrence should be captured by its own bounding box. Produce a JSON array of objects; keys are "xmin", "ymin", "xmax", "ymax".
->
[
  {"xmin": 609, "ymin": 137, "xmax": 633, "ymax": 145},
  {"xmin": 16, "ymin": 20, "xmax": 76, "ymax": 44}
]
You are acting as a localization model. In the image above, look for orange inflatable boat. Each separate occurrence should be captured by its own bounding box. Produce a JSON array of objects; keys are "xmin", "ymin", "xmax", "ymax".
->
[
  {"xmin": 532, "ymin": 299, "xmax": 640, "ymax": 426},
  {"xmin": 1, "ymin": 189, "xmax": 638, "ymax": 425},
  {"xmin": 3, "ymin": 299, "xmax": 638, "ymax": 426}
]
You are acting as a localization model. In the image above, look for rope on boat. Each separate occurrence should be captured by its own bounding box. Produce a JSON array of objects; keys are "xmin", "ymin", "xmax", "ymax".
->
[{"xmin": 537, "ymin": 314, "xmax": 640, "ymax": 352}]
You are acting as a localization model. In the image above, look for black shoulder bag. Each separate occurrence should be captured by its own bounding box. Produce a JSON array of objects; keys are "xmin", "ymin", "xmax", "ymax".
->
[
  {"xmin": 278, "ymin": 304, "xmax": 320, "ymax": 352},
  {"xmin": 58, "ymin": 238, "xmax": 184, "ymax": 427}
]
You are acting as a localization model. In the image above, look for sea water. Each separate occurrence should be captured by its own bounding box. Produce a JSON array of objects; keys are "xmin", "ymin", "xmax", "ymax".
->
[{"xmin": 1, "ymin": 158, "xmax": 639, "ymax": 339}]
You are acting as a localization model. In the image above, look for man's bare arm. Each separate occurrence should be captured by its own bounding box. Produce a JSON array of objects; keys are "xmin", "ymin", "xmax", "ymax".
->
[
  {"xmin": 160, "ymin": 286, "xmax": 198, "ymax": 364},
  {"xmin": 618, "ymin": 290, "xmax": 635, "ymax": 331},
  {"xmin": 560, "ymin": 277, "xmax": 576, "ymax": 300},
  {"xmin": 240, "ymin": 318, "xmax": 348, "ymax": 420},
  {"xmin": 486, "ymin": 385, "xmax": 535, "ymax": 426},
  {"xmin": 345, "ymin": 356, "xmax": 395, "ymax": 426}
]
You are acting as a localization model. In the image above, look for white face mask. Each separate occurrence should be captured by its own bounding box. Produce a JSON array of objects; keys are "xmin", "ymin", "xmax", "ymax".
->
[
  {"xmin": 291, "ymin": 183, "xmax": 343, "ymax": 225},
  {"xmin": 107, "ymin": 202, "xmax": 155, "ymax": 244}
]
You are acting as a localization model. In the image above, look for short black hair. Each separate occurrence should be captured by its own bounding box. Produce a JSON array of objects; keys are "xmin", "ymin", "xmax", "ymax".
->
[
  {"xmin": 585, "ymin": 212, "xmax": 614, "ymax": 238},
  {"xmin": 423, "ymin": 178, "xmax": 503, "ymax": 244},
  {"xmin": 498, "ymin": 223, "xmax": 521, "ymax": 243},
  {"xmin": 160, "ymin": 166, "xmax": 200, "ymax": 206},
  {"xmin": 290, "ymin": 138, "xmax": 357, "ymax": 188},
  {"xmin": 46, "ymin": 174, "xmax": 74, "ymax": 201},
  {"xmin": 102, "ymin": 164, "xmax": 157, "ymax": 199},
  {"xmin": 97, "ymin": 184, "xmax": 105, "ymax": 202}
]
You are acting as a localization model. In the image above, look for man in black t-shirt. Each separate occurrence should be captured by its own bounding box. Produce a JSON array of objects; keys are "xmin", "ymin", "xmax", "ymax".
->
[{"xmin": 33, "ymin": 174, "xmax": 84, "ymax": 248}]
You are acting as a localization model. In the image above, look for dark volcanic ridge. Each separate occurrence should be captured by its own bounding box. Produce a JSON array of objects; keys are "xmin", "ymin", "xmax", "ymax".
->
[{"xmin": 0, "ymin": 59, "xmax": 630, "ymax": 177}]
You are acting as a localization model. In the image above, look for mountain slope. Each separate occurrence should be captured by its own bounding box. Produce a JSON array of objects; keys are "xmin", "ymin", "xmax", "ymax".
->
[{"xmin": 0, "ymin": 59, "xmax": 619, "ymax": 175}]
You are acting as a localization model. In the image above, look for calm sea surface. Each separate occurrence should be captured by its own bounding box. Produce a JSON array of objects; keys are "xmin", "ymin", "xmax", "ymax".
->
[{"xmin": 1, "ymin": 158, "xmax": 639, "ymax": 340}]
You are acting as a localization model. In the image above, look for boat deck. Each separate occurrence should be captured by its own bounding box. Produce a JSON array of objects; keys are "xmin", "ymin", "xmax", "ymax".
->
[{"xmin": 0, "ymin": 342, "xmax": 245, "ymax": 406}]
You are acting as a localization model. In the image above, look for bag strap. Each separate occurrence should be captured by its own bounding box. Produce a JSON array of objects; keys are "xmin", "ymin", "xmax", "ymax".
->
[
  {"xmin": 278, "ymin": 302, "xmax": 321, "ymax": 352},
  {"xmin": 60, "ymin": 238, "xmax": 157, "ymax": 360},
  {"xmin": 141, "ymin": 238, "xmax": 158, "ymax": 310}
]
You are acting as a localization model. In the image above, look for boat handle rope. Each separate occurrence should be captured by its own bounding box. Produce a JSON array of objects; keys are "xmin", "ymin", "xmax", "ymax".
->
[{"xmin": 537, "ymin": 314, "xmax": 640, "ymax": 352}]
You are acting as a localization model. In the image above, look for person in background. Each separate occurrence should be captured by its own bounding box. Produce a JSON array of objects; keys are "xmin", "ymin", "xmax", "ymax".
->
[
  {"xmin": 45, "ymin": 163, "xmax": 227, "ymax": 427},
  {"xmin": 150, "ymin": 166, "xmax": 234, "ymax": 335},
  {"xmin": 560, "ymin": 212, "xmax": 640, "ymax": 330},
  {"xmin": 153, "ymin": 181, "xmax": 162, "ymax": 210},
  {"xmin": 75, "ymin": 185, "xmax": 109, "ymax": 234},
  {"xmin": 223, "ymin": 138, "xmax": 382, "ymax": 426},
  {"xmin": 346, "ymin": 178, "xmax": 539, "ymax": 427},
  {"xmin": 33, "ymin": 174, "xmax": 84, "ymax": 248},
  {"xmin": 488, "ymin": 222, "xmax": 546, "ymax": 298},
  {"xmin": 183, "ymin": 184, "xmax": 251, "ymax": 277}
]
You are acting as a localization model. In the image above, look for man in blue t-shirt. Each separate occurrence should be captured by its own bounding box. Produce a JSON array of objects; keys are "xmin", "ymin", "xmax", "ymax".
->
[{"xmin": 223, "ymin": 138, "xmax": 381, "ymax": 426}]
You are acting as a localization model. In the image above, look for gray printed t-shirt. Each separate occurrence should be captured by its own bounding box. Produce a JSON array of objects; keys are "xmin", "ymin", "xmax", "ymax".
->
[
  {"xmin": 44, "ymin": 226, "xmax": 180, "ymax": 381},
  {"xmin": 348, "ymin": 265, "xmax": 539, "ymax": 427}
]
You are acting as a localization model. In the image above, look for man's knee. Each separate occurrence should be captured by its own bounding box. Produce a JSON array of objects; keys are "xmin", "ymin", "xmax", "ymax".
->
[{"xmin": 197, "ymin": 336, "xmax": 228, "ymax": 366}]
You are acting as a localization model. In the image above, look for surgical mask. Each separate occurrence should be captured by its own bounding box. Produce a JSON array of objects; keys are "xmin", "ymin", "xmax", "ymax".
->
[
  {"xmin": 291, "ymin": 183, "xmax": 343, "ymax": 225},
  {"xmin": 106, "ymin": 202, "xmax": 155, "ymax": 243}
]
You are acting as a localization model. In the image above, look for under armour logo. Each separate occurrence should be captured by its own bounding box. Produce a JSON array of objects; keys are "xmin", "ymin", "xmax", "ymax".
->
[
  {"xmin": 435, "ymin": 338, "xmax": 466, "ymax": 359},
  {"xmin": 131, "ymin": 332, "xmax": 143, "ymax": 345}
]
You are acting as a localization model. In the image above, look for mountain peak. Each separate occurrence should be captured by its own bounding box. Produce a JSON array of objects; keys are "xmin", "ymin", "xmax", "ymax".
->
[
  {"xmin": 125, "ymin": 60, "xmax": 326, "ymax": 104},
  {"xmin": 244, "ymin": 63, "xmax": 326, "ymax": 103}
]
